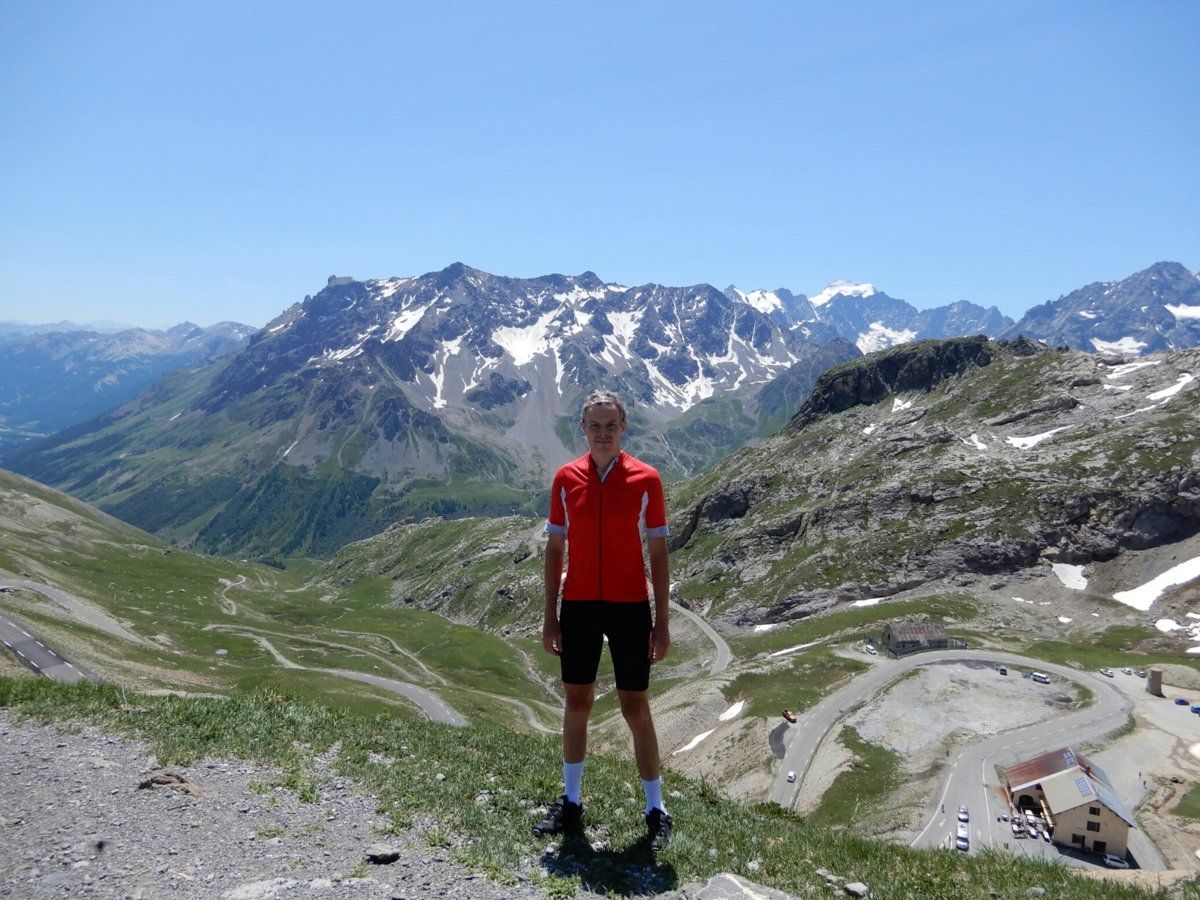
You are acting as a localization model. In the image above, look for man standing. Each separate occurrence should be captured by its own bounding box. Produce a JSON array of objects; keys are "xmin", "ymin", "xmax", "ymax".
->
[{"xmin": 536, "ymin": 390, "xmax": 673, "ymax": 851}]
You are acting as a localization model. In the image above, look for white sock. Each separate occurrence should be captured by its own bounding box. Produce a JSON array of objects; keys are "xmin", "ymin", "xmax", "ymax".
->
[
  {"xmin": 642, "ymin": 777, "xmax": 665, "ymax": 814},
  {"xmin": 563, "ymin": 760, "xmax": 584, "ymax": 804}
]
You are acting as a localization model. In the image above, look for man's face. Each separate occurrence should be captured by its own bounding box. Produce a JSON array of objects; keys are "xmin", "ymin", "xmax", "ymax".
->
[{"xmin": 581, "ymin": 403, "xmax": 626, "ymax": 458}]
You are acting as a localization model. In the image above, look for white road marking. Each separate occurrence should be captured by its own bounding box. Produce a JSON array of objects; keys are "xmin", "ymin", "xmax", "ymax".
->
[
  {"xmin": 64, "ymin": 663, "xmax": 75, "ymax": 670},
  {"xmin": 20, "ymin": 630, "xmax": 29, "ymax": 638},
  {"xmin": 36, "ymin": 641, "xmax": 45, "ymax": 648}
]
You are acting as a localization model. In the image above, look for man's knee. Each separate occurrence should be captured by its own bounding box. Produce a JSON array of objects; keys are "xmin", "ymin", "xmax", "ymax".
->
[
  {"xmin": 618, "ymin": 690, "xmax": 651, "ymax": 726},
  {"xmin": 564, "ymin": 684, "xmax": 595, "ymax": 715}
]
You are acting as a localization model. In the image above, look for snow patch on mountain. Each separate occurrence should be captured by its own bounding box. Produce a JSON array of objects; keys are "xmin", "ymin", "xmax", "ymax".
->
[
  {"xmin": 856, "ymin": 321, "xmax": 917, "ymax": 353},
  {"xmin": 731, "ymin": 288, "xmax": 785, "ymax": 315},
  {"xmin": 1092, "ymin": 336, "xmax": 1148, "ymax": 355},
  {"xmin": 492, "ymin": 309, "xmax": 562, "ymax": 366},
  {"xmin": 384, "ymin": 304, "xmax": 429, "ymax": 343},
  {"xmin": 809, "ymin": 280, "xmax": 876, "ymax": 308},
  {"xmin": 1167, "ymin": 303, "xmax": 1200, "ymax": 320}
]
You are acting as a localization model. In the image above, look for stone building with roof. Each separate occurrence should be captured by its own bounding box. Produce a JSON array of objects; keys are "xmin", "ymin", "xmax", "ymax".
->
[
  {"xmin": 879, "ymin": 621, "xmax": 950, "ymax": 656},
  {"xmin": 1003, "ymin": 746, "xmax": 1134, "ymax": 858}
]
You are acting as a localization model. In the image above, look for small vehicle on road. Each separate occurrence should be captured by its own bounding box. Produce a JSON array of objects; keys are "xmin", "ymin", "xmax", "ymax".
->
[
  {"xmin": 1136, "ymin": 670, "xmax": 1147, "ymax": 678},
  {"xmin": 955, "ymin": 835, "xmax": 969, "ymax": 851},
  {"xmin": 958, "ymin": 806, "xmax": 969, "ymax": 823},
  {"xmin": 782, "ymin": 709, "xmax": 797, "ymax": 723},
  {"xmin": 1100, "ymin": 668, "xmax": 1114, "ymax": 677},
  {"xmin": 1121, "ymin": 667, "xmax": 1133, "ymax": 675},
  {"xmin": 786, "ymin": 770, "xmax": 796, "ymax": 783},
  {"xmin": 997, "ymin": 665, "xmax": 1008, "ymax": 675},
  {"xmin": 1176, "ymin": 698, "xmax": 1189, "ymax": 706},
  {"xmin": 1192, "ymin": 704, "xmax": 1200, "ymax": 714},
  {"xmin": 1103, "ymin": 853, "xmax": 1129, "ymax": 869},
  {"xmin": 956, "ymin": 822, "xmax": 969, "ymax": 840},
  {"xmin": 1011, "ymin": 822, "xmax": 1024, "ymax": 838},
  {"xmin": 865, "ymin": 644, "xmax": 877, "ymax": 655},
  {"xmin": 1042, "ymin": 829, "xmax": 1051, "ymax": 842},
  {"xmin": 1031, "ymin": 672, "xmax": 1050, "ymax": 684}
]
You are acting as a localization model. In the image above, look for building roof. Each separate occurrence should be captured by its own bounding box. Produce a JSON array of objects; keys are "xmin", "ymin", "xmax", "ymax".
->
[
  {"xmin": 1039, "ymin": 769, "xmax": 1136, "ymax": 827},
  {"xmin": 884, "ymin": 622, "xmax": 948, "ymax": 642},
  {"xmin": 1005, "ymin": 746, "xmax": 1104, "ymax": 794}
]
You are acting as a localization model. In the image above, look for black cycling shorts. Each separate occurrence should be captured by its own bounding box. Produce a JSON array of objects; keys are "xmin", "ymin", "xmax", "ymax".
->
[{"xmin": 560, "ymin": 600, "xmax": 653, "ymax": 692}]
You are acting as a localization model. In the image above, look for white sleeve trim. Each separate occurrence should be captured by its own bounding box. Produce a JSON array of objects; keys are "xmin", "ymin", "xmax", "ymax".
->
[
  {"xmin": 644, "ymin": 525, "xmax": 670, "ymax": 538},
  {"xmin": 544, "ymin": 521, "xmax": 567, "ymax": 536}
]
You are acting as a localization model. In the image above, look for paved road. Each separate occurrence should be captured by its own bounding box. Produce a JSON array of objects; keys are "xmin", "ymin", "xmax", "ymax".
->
[
  {"xmin": 671, "ymin": 600, "xmax": 731, "ymax": 675},
  {"xmin": 0, "ymin": 613, "xmax": 91, "ymax": 683},
  {"xmin": 0, "ymin": 578, "xmax": 150, "ymax": 646}
]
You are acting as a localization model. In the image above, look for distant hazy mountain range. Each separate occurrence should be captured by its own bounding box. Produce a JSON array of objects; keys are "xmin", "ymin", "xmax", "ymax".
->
[
  {"xmin": 0, "ymin": 322, "xmax": 254, "ymax": 454},
  {"xmin": 5, "ymin": 260, "xmax": 1195, "ymax": 558}
]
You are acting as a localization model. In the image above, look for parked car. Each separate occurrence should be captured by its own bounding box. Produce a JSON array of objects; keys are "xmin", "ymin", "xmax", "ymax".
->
[
  {"xmin": 1191, "ymin": 704, "xmax": 1200, "ymax": 714},
  {"xmin": 1136, "ymin": 670, "xmax": 1147, "ymax": 678},
  {"xmin": 786, "ymin": 770, "xmax": 796, "ymax": 783},
  {"xmin": 958, "ymin": 806, "xmax": 969, "ymax": 823},
  {"xmin": 956, "ymin": 823, "xmax": 969, "ymax": 839},
  {"xmin": 997, "ymin": 665, "xmax": 1008, "ymax": 675},
  {"xmin": 865, "ymin": 644, "xmax": 877, "ymax": 655},
  {"xmin": 1042, "ymin": 829, "xmax": 1051, "ymax": 843},
  {"xmin": 1011, "ymin": 822, "xmax": 1024, "ymax": 838},
  {"xmin": 1121, "ymin": 667, "xmax": 1133, "ymax": 675},
  {"xmin": 1100, "ymin": 668, "xmax": 1114, "ymax": 677},
  {"xmin": 955, "ymin": 835, "xmax": 969, "ymax": 851},
  {"xmin": 1103, "ymin": 853, "xmax": 1129, "ymax": 869},
  {"xmin": 1176, "ymin": 698, "xmax": 1189, "ymax": 706}
]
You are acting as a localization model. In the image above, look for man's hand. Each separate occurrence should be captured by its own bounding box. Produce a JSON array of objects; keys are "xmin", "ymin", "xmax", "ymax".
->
[
  {"xmin": 542, "ymin": 617, "xmax": 563, "ymax": 656},
  {"xmin": 648, "ymin": 621, "xmax": 670, "ymax": 663}
]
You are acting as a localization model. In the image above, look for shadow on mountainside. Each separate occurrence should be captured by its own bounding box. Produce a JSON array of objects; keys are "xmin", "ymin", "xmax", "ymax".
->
[{"xmin": 540, "ymin": 832, "xmax": 678, "ymax": 895}]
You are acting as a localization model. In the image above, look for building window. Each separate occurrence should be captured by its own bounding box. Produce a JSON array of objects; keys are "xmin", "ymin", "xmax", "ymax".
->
[
  {"xmin": 1087, "ymin": 821, "xmax": 1101, "ymax": 832},
  {"xmin": 1088, "ymin": 806, "xmax": 1100, "ymax": 816},
  {"xmin": 1072, "ymin": 834, "xmax": 1084, "ymax": 845}
]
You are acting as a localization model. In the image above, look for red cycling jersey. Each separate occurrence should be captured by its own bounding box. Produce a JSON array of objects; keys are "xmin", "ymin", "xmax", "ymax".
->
[{"xmin": 546, "ymin": 451, "xmax": 670, "ymax": 602}]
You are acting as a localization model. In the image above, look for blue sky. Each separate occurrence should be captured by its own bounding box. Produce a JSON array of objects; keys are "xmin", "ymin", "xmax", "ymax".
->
[{"xmin": 1, "ymin": 1, "xmax": 1197, "ymax": 327}]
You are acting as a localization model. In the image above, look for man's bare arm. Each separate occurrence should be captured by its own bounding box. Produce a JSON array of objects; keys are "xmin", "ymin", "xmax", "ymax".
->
[
  {"xmin": 543, "ymin": 533, "xmax": 565, "ymax": 655},
  {"xmin": 647, "ymin": 536, "xmax": 670, "ymax": 662}
]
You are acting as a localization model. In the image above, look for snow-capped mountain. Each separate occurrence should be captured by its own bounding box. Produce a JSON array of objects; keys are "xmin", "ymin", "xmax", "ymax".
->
[
  {"xmin": 1000, "ymin": 261, "xmax": 1200, "ymax": 354},
  {"xmin": 724, "ymin": 280, "xmax": 1011, "ymax": 353},
  {"xmin": 206, "ymin": 264, "xmax": 846, "ymax": 468}
]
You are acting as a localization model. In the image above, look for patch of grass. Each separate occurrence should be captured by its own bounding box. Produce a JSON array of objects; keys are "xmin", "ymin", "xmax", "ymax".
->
[
  {"xmin": 722, "ymin": 648, "xmax": 869, "ymax": 719},
  {"xmin": 255, "ymin": 825, "xmax": 285, "ymax": 838},
  {"xmin": 810, "ymin": 725, "xmax": 902, "ymax": 827},
  {"xmin": 0, "ymin": 677, "xmax": 1159, "ymax": 899},
  {"xmin": 1174, "ymin": 785, "xmax": 1200, "ymax": 821}
]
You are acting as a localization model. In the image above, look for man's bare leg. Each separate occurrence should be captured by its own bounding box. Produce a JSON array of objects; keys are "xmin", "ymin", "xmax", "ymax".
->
[
  {"xmin": 617, "ymin": 689, "xmax": 660, "ymax": 781},
  {"xmin": 563, "ymin": 682, "xmax": 595, "ymax": 764}
]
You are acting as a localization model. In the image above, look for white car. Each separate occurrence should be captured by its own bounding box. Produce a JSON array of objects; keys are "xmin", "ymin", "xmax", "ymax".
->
[
  {"xmin": 1103, "ymin": 853, "xmax": 1129, "ymax": 869},
  {"xmin": 1011, "ymin": 822, "xmax": 1024, "ymax": 838},
  {"xmin": 955, "ymin": 835, "xmax": 969, "ymax": 851},
  {"xmin": 865, "ymin": 645, "xmax": 877, "ymax": 655},
  {"xmin": 1121, "ymin": 667, "xmax": 1133, "ymax": 675},
  {"xmin": 1100, "ymin": 668, "xmax": 1114, "ymax": 677},
  {"xmin": 958, "ymin": 806, "xmax": 969, "ymax": 823},
  {"xmin": 1042, "ymin": 829, "xmax": 1051, "ymax": 843},
  {"xmin": 786, "ymin": 770, "xmax": 796, "ymax": 783}
]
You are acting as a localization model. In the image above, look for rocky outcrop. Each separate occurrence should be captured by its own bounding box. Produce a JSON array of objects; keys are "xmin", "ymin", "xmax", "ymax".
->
[{"xmin": 788, "ymin": 336, "xmax": 1001, "ymax": 430}]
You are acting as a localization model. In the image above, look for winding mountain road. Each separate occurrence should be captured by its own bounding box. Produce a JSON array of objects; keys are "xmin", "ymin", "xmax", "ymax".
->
[
  {"xmin": 671, "ymin": 600, "xmax": 731, "ymax": 675},
  {"xmin": 238, "ymin": 631, "xmax": 467, "ymax": 727},
  {"xmin": 0, "ymin": 612, "xmax": 92, "ymax": 683},
  {"xmin": 0, "ymin": 578, "xmax": 151, "ymax": 646}
]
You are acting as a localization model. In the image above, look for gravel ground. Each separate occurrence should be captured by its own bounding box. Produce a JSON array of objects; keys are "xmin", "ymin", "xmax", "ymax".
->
[
  {"xmin": 848, "ymin": 660, "xmax": 1082, "ymax": 763},
  {"xmin": 0, "ymin": 710, "xmax": 589, "ymax": 900}
]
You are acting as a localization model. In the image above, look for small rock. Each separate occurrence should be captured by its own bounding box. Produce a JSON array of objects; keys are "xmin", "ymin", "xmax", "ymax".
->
[
  {"xmin": 214, "ymin": 649, "xmax": 228, "ymax": 657},
  {"xmin": 366, "ymin": 843, "xmax": 401, "ymax": 865},
  {"xmin": 845, "ymin": 883, "xmax": 869, "ymax": 898},
  {"xmin": 1027, "ymin": 890, "xmax": 1045, "ymax": 898},
  {"xmin": 435, "ymin": 773, "xmax": 446, "ymax": 782}
]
